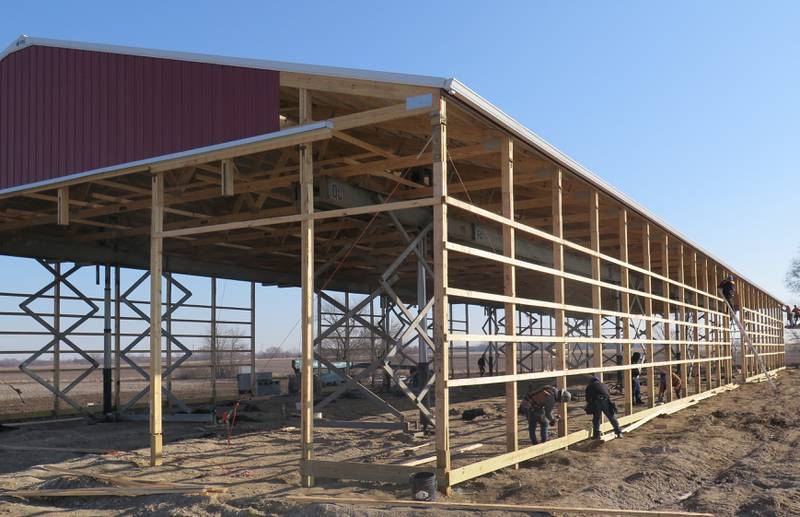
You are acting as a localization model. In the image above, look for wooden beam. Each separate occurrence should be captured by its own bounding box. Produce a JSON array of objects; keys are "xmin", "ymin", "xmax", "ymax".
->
[
  {"xmin": 149, "ymin": 172, "xmax": 164, "ymax": 467},
  {"xmin": 286, "ymin": 495, "xmax": 714, "ymax": 517},
  {"xmin": 159, "ymin": 197, "xmax": 437, "ymax": 238},
  {"xmin": 432, "ymin": 96, "xmax": 450, "ymax": 494},
  {"xmin": 331, "ymin": 97, "xmax": 434, "ymax": 131},
  {"xmin": 299, "ymin": 88, "xmax": 315, "ymax": 488},
  {"xmin": 299, "ymin": 460, "xmax": 433, "ymax": 484},
  {"xmin": 57, "ymin": 187, "xmax": 69, "ymax": 226},
  {"xmin": 280, "ymin": 72, "xmax": 434, "ymax": 100},
  {"xmin": 501, "ymin": 137, "xmax": 517, "ymax": 457}
]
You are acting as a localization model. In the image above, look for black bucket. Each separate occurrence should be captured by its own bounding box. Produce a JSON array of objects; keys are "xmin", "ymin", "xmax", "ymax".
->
[{"xmin": 410, "ymin": 471, "xmax": 436, "ymax": 501}]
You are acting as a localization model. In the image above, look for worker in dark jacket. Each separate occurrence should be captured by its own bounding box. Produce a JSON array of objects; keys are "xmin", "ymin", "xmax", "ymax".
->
[
  {"xmin": 520, "ymin": 385, "xmax": 572, "ymax": 444},
  {"xmin": 585, "ymin": 377, "xmax": 623, "ymax": 440},
  {"xmin": 718, "ymin": 275, "xmax": 737, "ymax": 311},
  {"xmin": 477, "ymin": 354, "xmax": 486, "ymax": 376},
  {"xmin": 631, "ymin": 352, "xmax": 644, "ymax": 405}
]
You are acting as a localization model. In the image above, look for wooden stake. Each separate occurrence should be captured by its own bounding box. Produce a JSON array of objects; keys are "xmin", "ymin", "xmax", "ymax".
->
[{"xmin": 149, "ymin": 172, "xmax": 164, "ymax": 467}]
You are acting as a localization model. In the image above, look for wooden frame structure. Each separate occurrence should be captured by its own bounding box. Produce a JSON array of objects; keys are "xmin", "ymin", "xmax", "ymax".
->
[{"xmin": 0, "ymin": 41, "xmax": 786, "ymax": 493}]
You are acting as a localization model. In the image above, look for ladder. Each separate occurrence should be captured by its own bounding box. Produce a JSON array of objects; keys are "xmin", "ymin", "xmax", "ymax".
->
[{"xmin": 719, "ymin": 290, "xmax": 777, "ymax": 390}]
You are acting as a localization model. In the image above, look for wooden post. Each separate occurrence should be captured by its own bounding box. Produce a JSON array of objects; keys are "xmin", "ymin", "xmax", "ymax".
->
[
  {"xmin": 57, "ymin": 187, "xmax": 69, "ymax": 226},
  {"xmin": 221, "ymin": 159, "xmax": 235, "ymax": 196},
  {"xmin": 661, "ymin": 235, "xmax": 673, "ymax": 402},
  {"xmin": 53, "ymin": 262, "xmax": 61, "ymax": 416},
  {"xmin": 299, "ymin": 88, "xmax": 316, "ymax": 488},
  {"xmin": 552, "ymin": 168, "xmax": 567, "ymax": 438},
  {"xmin": 432, "ymin": 96, "xmax": 451, "ymax": 494},
  {"xmin": 501, "ymin": 137, "xmax": 517, "ymax": 456},
  {"xmin": 740, "ymin": 282, "xmax": 748, "ymax": 381},
  {"xmin": 149, "ymin": 172, "xmax": 164, "ymax": 467},
  {"xmin": 692, "ymin": 252, "xmax": 702, "ymax": 394},
  {"xmin": 250, "ymin": 282, "xmax": 257, "ymax": 395},
  {"xmin": 642, "ymin": 224, "xmax": 655, "ymax": 407},
  {"xmin": 211, "ymin": 277, "xmax": 217, "ymax": 406},
  {"xmin": 590, "ymin": 192, "xmax": 603, "ymax": 389},
  {"xmin": 618, "ymin": 209, "xmax": 632, "ymax": 415},
  {"xmin": 677, "ymin": 245, "xmax": 688, "ymax": 395}
]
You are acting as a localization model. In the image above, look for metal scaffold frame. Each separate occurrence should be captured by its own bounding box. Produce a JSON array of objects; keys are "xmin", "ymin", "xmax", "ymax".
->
[{"xmin": 0, "ymin": 263, "xmax": 258, "ymax": 421}]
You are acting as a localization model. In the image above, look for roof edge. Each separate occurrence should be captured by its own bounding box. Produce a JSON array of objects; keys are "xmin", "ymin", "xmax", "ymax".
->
[{"xmin": 1, "ymin": 34, "xmax": 451, "ymax": 90}]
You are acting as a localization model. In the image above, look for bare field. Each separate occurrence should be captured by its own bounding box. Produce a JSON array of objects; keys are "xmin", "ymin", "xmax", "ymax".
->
[{"xmin": 0, "ymin": 368, "xmax": 797, "ymax": 516}]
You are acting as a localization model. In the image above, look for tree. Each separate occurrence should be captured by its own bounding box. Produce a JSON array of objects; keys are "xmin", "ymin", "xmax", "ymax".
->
[{"xmin": 786, "ymin": 253, "xmax": 800, "ymax": 295}]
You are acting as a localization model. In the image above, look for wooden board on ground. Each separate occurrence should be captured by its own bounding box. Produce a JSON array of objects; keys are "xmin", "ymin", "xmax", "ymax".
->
[{"xmin": 286, "ymin": 495, "xmax": 715, "ymax": 517}]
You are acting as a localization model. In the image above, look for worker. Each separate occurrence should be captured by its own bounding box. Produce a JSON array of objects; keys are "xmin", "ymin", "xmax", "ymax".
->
[
  {"xmin": 785, "ymin": 305, "xmax": 794, "ymax": 328},
  {"xmin": 487, "ymin": 353, "xmax": 494, "ymax": 376},
  {"xmin": 585, "ymin": 376, "xmax": 623, "ymax": 440},
  {"xmin": 793, "ymin": 305, "xmax": 800, "ymax": 327},
  {"xmin": 718, "ymin": 275, "xmax": 737, "ymax": 311},
  {"xmin": 657, "ymin": 369, "xmax": 682, "ymax": 403},
  {"xmin": 477, "ymin": 354, "xmax": 486, "ymax": 377},
  {"xmin": 520, "ymin": 384, "xmax": 572, "ymax": 444},
  {"xmin": 631, "ymin": 351, "xmax": 644, "ymax": 405}
]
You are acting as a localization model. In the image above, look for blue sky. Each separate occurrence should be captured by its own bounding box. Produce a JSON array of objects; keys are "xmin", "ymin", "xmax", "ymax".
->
[{"xmin": 1, "ymin": 1, "xmax": 799, "ymax": 350}]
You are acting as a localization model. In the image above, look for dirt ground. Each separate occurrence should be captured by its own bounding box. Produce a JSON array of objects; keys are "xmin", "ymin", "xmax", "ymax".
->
[{"xmin": 0, "ymin": 365, "xmax": 797, "ymax": 516}]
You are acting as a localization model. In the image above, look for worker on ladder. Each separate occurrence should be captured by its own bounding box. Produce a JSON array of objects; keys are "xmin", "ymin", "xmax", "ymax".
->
[{"xmin": 718, "ymin": 275, "xmax": 738, "ymax": 312}]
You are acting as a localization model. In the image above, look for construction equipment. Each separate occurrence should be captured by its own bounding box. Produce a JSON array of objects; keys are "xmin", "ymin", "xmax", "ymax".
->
[{"xmin": 719, "ymin": 289, "xmax": 777, "ymax": 390}]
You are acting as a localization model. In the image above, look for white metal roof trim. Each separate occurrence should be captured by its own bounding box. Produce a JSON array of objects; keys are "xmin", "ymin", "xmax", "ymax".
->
[{"xmin": 0, "ymin": 121, "xmax": 332, "ymax": 196}]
